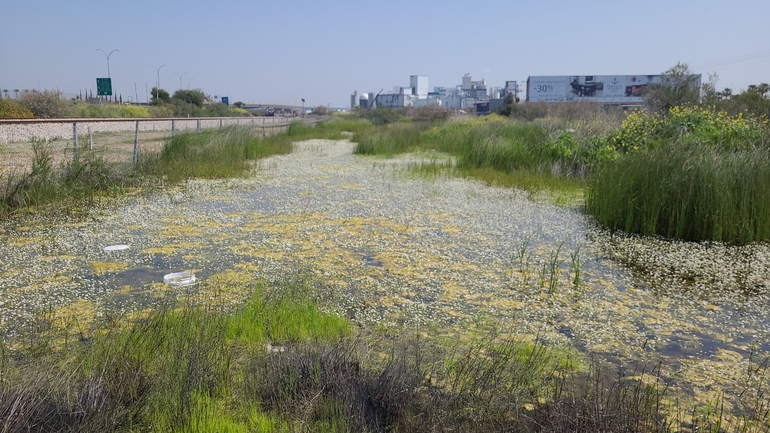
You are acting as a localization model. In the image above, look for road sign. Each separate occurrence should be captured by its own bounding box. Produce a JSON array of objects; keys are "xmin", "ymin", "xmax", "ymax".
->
[
  {"xmin": 96, "ymin": 78, "xmax": 112, "ymax": 96},
  {"xmin": 221, "ymin": 96, "xmax": 229, "ymax": 106}
]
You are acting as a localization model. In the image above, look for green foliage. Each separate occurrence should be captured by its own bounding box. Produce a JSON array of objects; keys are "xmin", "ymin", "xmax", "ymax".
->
[
  {"xmin": 1, "ymin": 139, "xmax": 130, "ymax": 215},
  {"xmin": 587, "ymin": 141, "xmax": 770, "ymax": 243},
  {"xmin": 351, "ymin": 106, "xmax": 402, "ymax": 125},
  {"xmin": 150, "ymin": 87, "xmax": 171, "ymax": 105},
  {"xmin": 172, "ymin": 89, "xmax": 206, "ymax": 107},
  {"xmin": 226, "ymin": 280, "xmax": 351, "ymax": 345},
  {"xmin": 719, "ymin": 86, "xmax": 770, "ymax": 118},
  {"xmin": 353, "ymin": 122, "xmax": 426, "ymax": 155},
  {"xmin": 605, "ymin": 106, "xmax": 770, "ymax": 153},
  {"xmin": 204, "ymin": 102, "xmax": 238, "ymax": 117},
  {"xmin": 0, "ymin": 98, "xmax": 34, "ymax": 118},
  {"xmin": 137, "ymin": 126, "xmax": 291, "ymax": 181},
  {"xmin": 70, "ymin": 102, "xmax": 151, "ymax": 118},
  {"xmin": 643, "ymin": 62, "xmax": 702, "ymax": 114},
  {"xmin": 18, "ymin": 90, "xmax": 73, "ymax": 118}
]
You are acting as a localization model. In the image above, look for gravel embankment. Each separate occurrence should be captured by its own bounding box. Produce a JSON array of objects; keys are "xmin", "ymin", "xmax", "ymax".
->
[{"xmin": 0, "ymin": 117, "xmax": 285, "ymax": 144}]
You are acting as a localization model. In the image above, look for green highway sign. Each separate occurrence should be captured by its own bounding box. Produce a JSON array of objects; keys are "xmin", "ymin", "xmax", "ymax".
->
[{"xmin": 96, "ymin": 78, "xmax": 112, "ymax": 96}]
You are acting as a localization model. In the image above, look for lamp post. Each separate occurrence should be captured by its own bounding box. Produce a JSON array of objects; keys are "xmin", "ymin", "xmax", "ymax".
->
[
  {"xmin": 96, "ymin": 49, "xmax": 119, "ymax": 78},
  {"xmin": 148, "ymin": 64, "xmax": 166, "ymax": 100},
  {"xmin": 96, "ymin": 49, "xmax": 118, "ymax": 101},
  {"xmin": 301, "ymin": 98, "xmax": 305, "ymax": 118},
  {"xmin": 173, "ymin": 72, "xmax": 188, "ymax": 91},
  {"xmin": 187, "ymin": 77, "xmax": 195, "ymax": 90}
]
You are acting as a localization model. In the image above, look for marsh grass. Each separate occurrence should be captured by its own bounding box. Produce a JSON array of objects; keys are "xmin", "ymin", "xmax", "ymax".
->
[
  {"xmin": 353, "ymin": 122, "xmax": 428, "ymax": 156},
  {"xmin": 0, "ymin": 138, "xmax": 130, "ymax": 216},
  {"xmin": 354, "ymin": 118, "xmax": 587, "ymax": 200},
  {"xmin": 587, "ymin": 141, "xmax": 770, "ymax": 243},
  {"xmin": 2, "ymin": 275, "xmax": 770, "ymax": 432}
]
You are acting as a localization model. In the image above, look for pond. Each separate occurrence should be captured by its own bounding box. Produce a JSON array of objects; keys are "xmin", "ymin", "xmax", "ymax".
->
[{"xmin": 1, "ymin": 139, "xmax": 769, "ymax": 413}]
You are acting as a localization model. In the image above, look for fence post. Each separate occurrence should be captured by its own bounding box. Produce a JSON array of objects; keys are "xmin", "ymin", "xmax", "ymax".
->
[
  {"xmin": 197, "ymin": 119, "xmax": 201, "ymax": 133},
  {"xmin": 261, "ymin": 126, "xmax": 265, "ymax": 139},
  {"xmin": 219, "ymin": 118, "xmax": 223, "ymax": 128},
  {"xmin": 89, "ymin": 127, "xmax": 93, "ymax": 150},
  {"xmin": 72, "ymin": 123, "xmax": 78, "ymax": 162},
  {"xmin": 133, "ymin": 121, "xmax": 139, "ymax": 165},
  {"xmin": 172, "ymin": 120, "xmax": 175, "ymax": 138}
]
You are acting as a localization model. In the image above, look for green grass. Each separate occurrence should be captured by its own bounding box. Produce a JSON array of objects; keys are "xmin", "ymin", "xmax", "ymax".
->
[
  {"xmin": 354, "ymin": 117, "xmax": 587, "ymax": 200},
  {"xmin": 586, "ymin": 140, "xmax": 770, "ymax": 243}
]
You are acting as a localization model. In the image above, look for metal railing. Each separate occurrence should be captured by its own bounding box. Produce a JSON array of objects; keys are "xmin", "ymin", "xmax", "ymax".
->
[{"xmin": 0, "ymin": 116, "xmax": 314, "ymax": 176}]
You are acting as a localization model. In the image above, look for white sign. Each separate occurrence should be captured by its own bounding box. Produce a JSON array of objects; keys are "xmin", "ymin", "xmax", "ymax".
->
[{"xmin": 526, "ymin": 75, "xmax": 700, "ymax": 104}]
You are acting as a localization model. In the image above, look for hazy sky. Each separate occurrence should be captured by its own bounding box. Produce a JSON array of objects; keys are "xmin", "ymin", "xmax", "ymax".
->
[{"xmin": 2, "ymin": 0, "xmax": 768, "ymax": 107}]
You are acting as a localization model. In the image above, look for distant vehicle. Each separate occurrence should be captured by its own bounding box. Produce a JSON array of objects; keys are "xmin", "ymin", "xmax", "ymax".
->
[{"xmin": 265, "ymin": 107, "xmax": 275, "ymax": 116}]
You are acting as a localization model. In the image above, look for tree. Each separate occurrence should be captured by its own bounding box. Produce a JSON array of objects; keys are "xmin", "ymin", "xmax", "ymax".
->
[
  {"xmin": 312, "ymin": 105, "xmax": 328, "ymax": 115},
  {"xmin": 746, "ymin": 83, "xmax": 770, "ymax": 96},
  {"xmin": 172, "ymin": 89, "xmax": 205, "ymax": 107},
  {"xmin": 643, "ymin": 62, "xmax": 701, "ymax": 114},
  {"xmin": 150, "ymin": 87, "xmax": 171, "ymax": 105}
]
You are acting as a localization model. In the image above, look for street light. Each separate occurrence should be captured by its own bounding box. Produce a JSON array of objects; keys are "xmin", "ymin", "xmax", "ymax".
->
[
  {"xmin": 96, "ymin": 49, "xmax": 118, "ymax": 102},
  {"xmin": 187, "ymin": 77, "xmax": 195, "ymax": 90},
  {"xmin": 148, "ymin": 64, "xmax": 166, "ymax": 100},
  {"xmin": 96, "ymin": 48, "xmax": 119, "ymax": 78},
  {"xmin": 173, "ymin": 72, "xmax": 188, "ymax": 91},
  {"xmin": 301, "ymin": 98, "xmax": 305, "ymax": 118}
]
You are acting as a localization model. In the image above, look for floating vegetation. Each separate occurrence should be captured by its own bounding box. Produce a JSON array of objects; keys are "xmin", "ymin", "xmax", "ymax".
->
[{"xmin": 1, "ymin": 139, "xmax": 769, "ymax": 422}]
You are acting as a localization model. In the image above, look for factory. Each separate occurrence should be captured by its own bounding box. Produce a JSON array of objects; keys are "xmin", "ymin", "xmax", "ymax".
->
[{"xmin": 351, "ymin": 74, "xmax": 519, "ymax": 112}]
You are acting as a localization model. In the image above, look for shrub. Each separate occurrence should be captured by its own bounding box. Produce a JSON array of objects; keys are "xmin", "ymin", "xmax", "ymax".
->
[
  {"xmin": 312, "ymin": 105, "xmax": 328, "ymax": 115},
  {"xmin": 172, "ymin": 89, "xmax": 206, "ymax": 107},
  {"xmin": 400, "ymin": 105, "xmax": 451, "ymax": 122},
  {"xmin": 18, "ymin": 90, "xmax": 73, "ymax": 118},
  {"xmin": 605, "ymin": 106, "xmax": 770, "ymax": 153},
  {"xmin": 0, "ymin": 98, "xmax": 34, "ymax": 118}
]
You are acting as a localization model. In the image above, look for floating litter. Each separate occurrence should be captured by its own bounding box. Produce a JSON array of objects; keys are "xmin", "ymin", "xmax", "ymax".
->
[
  {"xmin": 163, "ymin": 272, "xmax": 197, "ymax": 286},
  {"xmin": 104, "ymin": 244, "xmax": 130, "ymax": 252}
]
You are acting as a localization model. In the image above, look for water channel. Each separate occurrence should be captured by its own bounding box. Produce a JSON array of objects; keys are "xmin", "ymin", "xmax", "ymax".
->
[{"xmin": 1, "ymin": 139, "xmax": 769, "ymax": 413}]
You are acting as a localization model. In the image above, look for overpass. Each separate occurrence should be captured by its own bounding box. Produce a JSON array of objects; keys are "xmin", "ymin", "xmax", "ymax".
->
[{"xmin": 240, "ymin": 103, "xmax": 304, "ymax": 115}]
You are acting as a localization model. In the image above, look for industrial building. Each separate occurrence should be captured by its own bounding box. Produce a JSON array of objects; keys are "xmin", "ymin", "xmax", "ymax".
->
[{"xmin": 351, "ymin": 74, "xmax": 520, "ymax": 112}]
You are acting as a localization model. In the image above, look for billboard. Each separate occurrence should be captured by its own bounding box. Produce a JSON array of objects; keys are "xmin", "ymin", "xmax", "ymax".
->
[{"xmin": 526, "ymin": 75, "xmax": 700, "ymax": 104}]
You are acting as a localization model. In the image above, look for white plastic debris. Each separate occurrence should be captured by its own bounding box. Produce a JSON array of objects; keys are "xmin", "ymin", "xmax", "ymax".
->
[{"xmin": 163, "ymin": 272, "xmax": 197, "ymax": 286}]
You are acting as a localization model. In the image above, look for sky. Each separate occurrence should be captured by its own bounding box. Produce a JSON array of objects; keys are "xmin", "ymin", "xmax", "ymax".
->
[{"xmin": 2, "ymin": 0, "xmax": 769, "ymax": 108}]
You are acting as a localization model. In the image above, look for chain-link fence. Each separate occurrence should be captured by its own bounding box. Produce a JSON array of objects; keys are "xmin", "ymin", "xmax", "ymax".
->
[{"xmin": 0, "ymin": 117, "xmax": 304, "ymax": 177}]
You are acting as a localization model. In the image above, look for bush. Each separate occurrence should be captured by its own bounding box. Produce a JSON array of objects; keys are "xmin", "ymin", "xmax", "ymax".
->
[
  {"xmin": 18, "ymin": 90, "xmax": 72, "ymax": 118},
  {"xmin": 605, "ymin": 106, "xmax": 770, "ymax": 153},
  {"xmin": 172, "ymin": 89, "xmax": 206, "ymax": 107},
  {"xmin": 400, "ymin": 105, "xmax": 451, "ymax": 122},
  {"xmin": 0, "ymin": 98, "xmax": 34, "ymax": 118}
]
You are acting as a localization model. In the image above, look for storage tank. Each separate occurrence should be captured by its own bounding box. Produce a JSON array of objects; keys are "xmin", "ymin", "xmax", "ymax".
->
[{"xmin": 359, "ymin": 93, "xmax": 369, "ymax": 109}]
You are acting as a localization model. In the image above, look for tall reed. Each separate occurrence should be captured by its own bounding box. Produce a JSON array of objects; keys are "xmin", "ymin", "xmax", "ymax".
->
[{"xmin": 586, "ymin": 141, "xmax": 770, "ymax": 243}]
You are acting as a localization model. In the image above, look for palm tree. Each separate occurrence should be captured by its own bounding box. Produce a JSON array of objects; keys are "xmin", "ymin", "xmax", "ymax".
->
[
  {"xmin": 2, "ymin": 89, "xmax": 7, "ymax": 99},
  {"xmin": 13, "ymin": 89, "xmax": 20, "ymax": 99}
]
